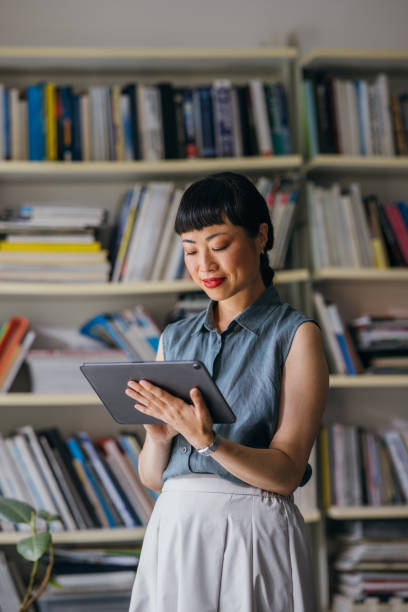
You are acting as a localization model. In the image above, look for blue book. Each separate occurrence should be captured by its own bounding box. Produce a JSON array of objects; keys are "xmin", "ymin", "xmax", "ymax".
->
[
  {"xmin": 303, "ymin": 80, "xmax": 319, "ymax": 157},
  {"xmin": 79, "ymin": 313, "xmax": 132, "ymax": 354},
  {"xmin": 59, "ymin": 85, "xmax": 74, "ymax": 161},
  {"xmin": 397, "ymin": 201, "xmax": 408, "ymax": 230},
  {"xmin": 3, "ymin": 90, "xmax": 10, "ymax": 159},
  {"xmin": 197, "ymin": 87, "xmax": 216, "ymax": 157},
  {"xmin": 67, "ymin": 437, "xmax": 116, "ymax": 527},
  {"xmin": 275, "ymin": 83, "xmax": 292, "ymax": 154},
  {"xmin": 354, "ymin": 81, "xmax": 366, "ymax": 155},
  {"xmin": 27, "ymin": 83, "xmax": 46, "ymax": 161}
]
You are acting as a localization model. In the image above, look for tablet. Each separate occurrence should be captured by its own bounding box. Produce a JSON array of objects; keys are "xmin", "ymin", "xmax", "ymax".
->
[{"xmin": 80, "ymin": 360, "xmax": 236, "ymax": 425}]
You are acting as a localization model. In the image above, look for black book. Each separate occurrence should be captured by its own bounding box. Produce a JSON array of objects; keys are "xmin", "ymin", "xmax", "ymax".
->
[
  {"xmin": 371, "ymin": 196, "xmax": 406, "ymax": 266},
  {"xmin": 314, "ymin": 77, "xmax": 336, "ymax": 154},
  {"xmin": 38, "ymin": 427, "xmax": 101, "ymax": 528},
  {"xmin": 236, "ymin": 85, "xmax": 257, "ymax": 156},
  {"xmin": 357, "ymin": 426, "xmax": 369, "ymax": 506},
  {"xmin": 173, "ymin": 88, "xmax": 186, "ymax": 158},
  {"xmin": 72, "ymin": 93, "xmax": 82, "ymax": 161},
  {"xmin": 122, "ymin": 84, "xmax": 141, "ymax": 160},
  {"xmin": 157, "ymin": 83, "xmax": 180, "ymax": 159}
]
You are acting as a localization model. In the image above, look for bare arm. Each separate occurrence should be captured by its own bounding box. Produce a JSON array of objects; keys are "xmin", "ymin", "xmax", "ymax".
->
[
  {"xmin": 207, "ymin": 322, "xmax": 329, "ymax": 494},
  {"xmin": 135, "ymin": 334, "xmax": 176, "ymax": 491}
]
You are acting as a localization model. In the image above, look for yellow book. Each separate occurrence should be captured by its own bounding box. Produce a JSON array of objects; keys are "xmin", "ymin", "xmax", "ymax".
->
[
  {"xmin": 0, "ymin": 242, "xmax": 101, "ymax": 253},
  {"xmin": 320, "ymin": 426, "xmax": 331, "ymax": 509},
  {"xmin": 371, "ymin": 238, "xmax": 388, "ymax": 269},
  {"xmin": 45, "ymin": 83, "xmax": 57, "ymax": 161}
]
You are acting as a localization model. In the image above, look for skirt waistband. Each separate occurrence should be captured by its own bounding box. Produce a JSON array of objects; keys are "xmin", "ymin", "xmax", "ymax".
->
[{"xmin": 162, "ymin": 474, "xmax": 294, "ymax": 502}]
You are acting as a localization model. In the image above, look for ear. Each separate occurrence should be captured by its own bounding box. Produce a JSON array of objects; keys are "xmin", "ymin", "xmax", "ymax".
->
[{"xmin": 256, "ymin": 222, "xmax": 269, "ymax": 252}]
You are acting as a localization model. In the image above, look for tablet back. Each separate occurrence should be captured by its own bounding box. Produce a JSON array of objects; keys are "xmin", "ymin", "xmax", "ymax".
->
[{"xmin": 80, "ymin": 360, "xmax": 236, "ymax": 425}]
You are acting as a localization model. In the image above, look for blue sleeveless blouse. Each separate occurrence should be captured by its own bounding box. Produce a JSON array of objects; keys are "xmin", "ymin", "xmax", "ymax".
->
[{"xmin": 161, "ymin": 283, "xmax": 317, "ymax": 487}]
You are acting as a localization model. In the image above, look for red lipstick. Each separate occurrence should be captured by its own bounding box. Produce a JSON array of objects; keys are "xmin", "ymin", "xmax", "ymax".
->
[{"xmin": 202, "ymin": 278, "xmax": 225, "ymax": 288}]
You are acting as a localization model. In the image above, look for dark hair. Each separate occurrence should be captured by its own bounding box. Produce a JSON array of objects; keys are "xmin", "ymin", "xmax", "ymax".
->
[{"xmin": 175, "ymin": 172, "xmax": 275, "ymax": 286}]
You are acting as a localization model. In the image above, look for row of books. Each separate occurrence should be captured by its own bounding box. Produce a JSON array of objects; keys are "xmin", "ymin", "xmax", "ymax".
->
[
  {"xmin": 313, "ymin": 292, "xmax": 408, "ymax": 375},
  {"xmin": 303, "ymin": 72, "xmax": 404, "ymax": 156},
  {"xmin": 0, "ymin": 203, "xmax": 111, "ymax": 282},
  {"xmin": 1, "ymin": 306, "xmax": 161, "ymax": 394},
  {"xmin": 0, "ymin": 79, "xmax": 292, "ymax": 162},
  {"xmin": 111, "ymin": 176, "xmax": 299, "ymax": 282},
  {"xmin": 320, "ymin": 423, "xmax": 408, "ymax": 507},
  {"xmin": 307, "ymin": 182, "xmax": 408, "ymax": 269},
  {"xmin": 0, "ymin": 425, "xmax": 157, "ymax": 532}
]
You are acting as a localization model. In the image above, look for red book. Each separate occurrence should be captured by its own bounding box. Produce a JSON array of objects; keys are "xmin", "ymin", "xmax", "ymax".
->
[
  {"xmin": 0, "ymin": 316, "xmax": 30, "ymax": 381},
  {"xmin": 383, "ymin": 203, "xmax": 408, "ymax": 264}
]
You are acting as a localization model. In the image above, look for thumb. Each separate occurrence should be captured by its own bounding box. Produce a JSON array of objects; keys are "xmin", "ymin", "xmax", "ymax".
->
[{"xmin": 190, "ymin": 387, "xmax": 205, "ymax": 413}]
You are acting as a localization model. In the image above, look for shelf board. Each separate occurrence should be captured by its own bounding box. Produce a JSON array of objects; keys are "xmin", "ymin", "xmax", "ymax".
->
[
  {"xmin": 0, "ymin": 46, "xmax": 297, "ymax": 72},
  {"xmin": 0, "ymin": 393, "xmax": 102, "ymax": 406},
  {"xmin": 313, "ymin": 268, "xmax": 408, "ymax": 281},
  {"xmin": 0, "ymin": 270, "xmax": 310, "ymax": 296},
  {"xmin": 330, "ymin": 375, "xmax": 408, "ymax": 388},
  {"xmin": 0, "ymin": 157, "xmax": 302, "ymax": 180},
  {"xmin": 302, "ymin": 509, "xmax": 321, "ymax": 523},
  {"xmin": 302, "ymin": 47, "xmax": 408, "ymax": 71},
  {"xmin": 0, "ymin": 507, "xmax": 318, "ymax": 545},
  {"xmin": 304, "ymin": 154, "xmax": 408, "ymax": 174},
  {"xmin": 326, "ymin": 505, "xmax": 408, "ymax": 519},
  {"xmin": 0, "ymin": 526, "xmax": 146, "ymax": 545}
]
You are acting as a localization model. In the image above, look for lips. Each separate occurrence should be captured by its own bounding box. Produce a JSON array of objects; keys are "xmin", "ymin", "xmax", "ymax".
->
[{"xmin": 202, "ymin": 278, "xmax": 225, "ymax": 288}]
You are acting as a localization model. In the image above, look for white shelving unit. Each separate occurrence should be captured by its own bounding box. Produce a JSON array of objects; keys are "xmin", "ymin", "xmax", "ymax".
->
[
  {"xmin": 0, "ymin": 44, "xmax": 325, "ymax": 604},
  {"xmin": 303, "ymin": 48, "xmax": 408, "ymax": 612}
]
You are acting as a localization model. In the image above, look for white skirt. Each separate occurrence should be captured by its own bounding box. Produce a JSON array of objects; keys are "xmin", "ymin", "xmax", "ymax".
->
[{"xmin": 129, "ymin": 474, "xmax": 317, "ymax": 612}]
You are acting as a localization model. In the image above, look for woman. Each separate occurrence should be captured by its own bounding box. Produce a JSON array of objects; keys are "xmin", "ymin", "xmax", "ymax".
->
[{"xmin": 126, "ymin": 172, "xmax": 329, "ymax": 612}]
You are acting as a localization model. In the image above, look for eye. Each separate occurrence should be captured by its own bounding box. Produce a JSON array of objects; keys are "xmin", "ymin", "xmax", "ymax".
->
[
  {"xmin": 185, "ymin": 251, "xmax": 196, "ymax": 256},
  {"xmin": 213, "ymin": 245, "xmax": 228, "ymax": 251}
]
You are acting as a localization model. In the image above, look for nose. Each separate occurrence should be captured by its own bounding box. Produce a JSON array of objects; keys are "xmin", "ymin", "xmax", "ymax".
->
[{"xmin": 198, "ymin": 249, "xmax": 217, "ymax": 273}]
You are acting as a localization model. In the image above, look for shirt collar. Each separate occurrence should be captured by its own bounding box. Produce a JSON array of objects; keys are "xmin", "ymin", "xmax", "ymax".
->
[{"xmin": 191, "ymin": 283, "xmax": 281, "ymax": 336}]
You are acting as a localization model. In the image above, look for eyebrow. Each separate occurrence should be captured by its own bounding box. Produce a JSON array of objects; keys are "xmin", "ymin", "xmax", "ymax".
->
[{"xmin": 181, "ymin": 232, "xmax": 229, "ymax": 244}]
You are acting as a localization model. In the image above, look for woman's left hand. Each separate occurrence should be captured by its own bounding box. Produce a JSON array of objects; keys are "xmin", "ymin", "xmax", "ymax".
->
[{"xmin": 125, "ymin": 379, "xmax": 214, "ymax": 450}]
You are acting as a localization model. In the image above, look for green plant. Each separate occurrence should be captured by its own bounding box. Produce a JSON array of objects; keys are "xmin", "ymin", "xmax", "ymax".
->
[{"xmin": 0, "ymin": 497, "xmax": 60, "ymax": 612}]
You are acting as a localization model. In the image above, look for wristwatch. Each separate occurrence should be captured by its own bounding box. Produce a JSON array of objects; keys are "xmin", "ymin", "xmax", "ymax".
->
[{"xmin": 196, "ymin": 432, "xmax": 220, "ymax": 456}]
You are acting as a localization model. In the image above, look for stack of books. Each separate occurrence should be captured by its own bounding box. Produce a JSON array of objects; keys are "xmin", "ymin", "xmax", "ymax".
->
[
  {"xmin": 303, "ymin": 72, "xmax": 403, "ymax": 156},
  {"xmin": 349, "ymin": 313, "xmax": 408, "ymax": 373},
  {"xmin": 0, "ymin": 204, "xmax": 111, "ymax": 282},
  {"xmin": 330, "ymin": 521, "xmax": 408, "ymax": 608},
  {"xmin": 320, "ymin": 423, "xmax": 408, "ymax": 508},
  {"xmin": 0, "ymin": 426, "xmax": 157, "ymax": 532},
  {"xmin": 0, "ymin": 79, "xmax": 292, "ymax": 162},
  {"xmin": 307, "ymin": 182, "xmax": 408, "ymax": 269}
]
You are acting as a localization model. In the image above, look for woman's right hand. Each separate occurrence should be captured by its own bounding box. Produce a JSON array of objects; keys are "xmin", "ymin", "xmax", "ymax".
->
[{"xmin": 143, "ymin": 423, "xmax": 178, "ymax": 444}]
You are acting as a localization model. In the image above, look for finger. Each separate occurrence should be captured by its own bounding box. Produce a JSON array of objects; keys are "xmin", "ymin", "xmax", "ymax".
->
[
  {"xmin": 125, "ymin": 387, "xmax": 148, "ymax": 404},
  {"xmin": 139, "ymin": 379, "xmax": 174, "ymax": 403},
  {"xmin": 190, "ymin": 387, "xmax": 213, "ymax": 422}
]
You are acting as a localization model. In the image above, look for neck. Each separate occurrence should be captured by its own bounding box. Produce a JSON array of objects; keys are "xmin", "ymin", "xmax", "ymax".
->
[{"xmin": 214, "ymin": 275, "xmax": 267, "ymax": 329}]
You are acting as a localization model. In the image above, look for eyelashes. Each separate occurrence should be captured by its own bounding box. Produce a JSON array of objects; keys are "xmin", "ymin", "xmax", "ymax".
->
[{"xmin": 185, "ymin": 246, "xmax": 228, "ymax": 256}]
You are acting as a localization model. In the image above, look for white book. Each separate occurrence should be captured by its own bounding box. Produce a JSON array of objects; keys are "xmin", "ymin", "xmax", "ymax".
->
[
  {"xmin": 1, "ymin": 329, "xmax": 36, "ymax": 393},
  {"xmin": 349, "ymin": 183, "xmax": 374, "ymax": 267},
  {"xmin": 18, "ymin": 99, "xmax": 28, "ymax": 160},
  {"xmin": 9, "ymin": 88, "xmax": 20, "ymax": 160},
  {"xmin": 375, "ymin": 74, "xmax": 395, "ymax": 156},
  {"xmin": 313, "ymin": 292, "xmax": 347, "ymax": 374},
  {"xmin": 332, "ymin": 423, "xmax": 346, "ymax": 506},
  {"xmin": 339, "ymin": 194, "xmax": 361, "ymax": 267},
  {"xmin": 0, "ymin": 552, "xmax": 21, "ymax": 610},
  {"xmin": 11, "ymin": 433, "xmax": 63, "ymax": 529},
  {"xmin": 77, "ymin": 432, "xmax": 137, "ymax": 528},
  {"xmin": 312, "ymin": 186, "xmax": 331, "ymax": 267},
  {"xmin": 124, "ymin": 182, "xmax": 174, "ymax": 281},
  {"xmin": 382, "ymin": 430, "xmax": 408, "ymax": 501},
  {"xmin": 138, "ymin": 86, "xmax": 164, "ymax": 160},
  {"xmin": 89, "ymin": 87, "xmax": 104, "ymax": 161},
  {"xmin": 306, "ymin": 183, "xmax": 322, "ymax": 269},
  {"xmin": 80, "ymin": 93, "xmax": 91, "ymax": 161},
  {"xmin": 6, "ymin": 234, "xmax": 95, "ymax": 244},
  {"xmin": 150, "ymin": 188, "xmax": 183, "ymax": 280},
  {"xmin": 162, "ymin": 232, "xmax": 184, "ymax": 280},
  {"xmin": 0, "ymin": 84, "xmax": 4, "ymax": 159},
  {"xmin": 321, "ymin": 187, "xmax": 338, "ymax": 266},
  {"xmin": 52, "ymin": 570, "xmax": 136, "ymax": 588},
  {"xmin": 368, "ymin": 82, "xmax": 382, "ymax": 155},
  {"xmin": 19, "ymin": 425, "xmax": 77, "ymax": 531},
  {"xmin": 249, "ymin": 79, "xmax": 273, "ymax": 156},
  {"xmin": 5, "ymin": 437, "xmax": 43, "ymax": 516}
]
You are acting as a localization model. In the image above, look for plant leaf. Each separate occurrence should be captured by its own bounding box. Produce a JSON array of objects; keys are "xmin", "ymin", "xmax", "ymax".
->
[
  {"xmin": 48, "ymin": 576, "xmax": 64, "ymax": 588},
  {"xmin": 17, "ymin": 532, "xmax": 51, "ymax": 561},
  {"xmin": 0, "ymin": 497, "xmax": 35, "ymax": 524},
  {"xmin": 37, "ymin": 509, "xmax": 61, "ymax": 522}
]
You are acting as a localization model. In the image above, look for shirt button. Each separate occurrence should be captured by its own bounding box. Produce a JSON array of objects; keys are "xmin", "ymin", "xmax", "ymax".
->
[{"xmin": 181, "ymin": 446, "xmax": 189, "ymax": 454}]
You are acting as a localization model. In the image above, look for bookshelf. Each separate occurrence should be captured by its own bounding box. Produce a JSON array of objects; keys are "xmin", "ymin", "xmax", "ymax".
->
[
  {"xmin": 0, "ymin": 45, "xmax": 325, "ymax": 608},
  {"xmin": 303, "ymin": 49, "xmax": 408, "ymax": 612}
]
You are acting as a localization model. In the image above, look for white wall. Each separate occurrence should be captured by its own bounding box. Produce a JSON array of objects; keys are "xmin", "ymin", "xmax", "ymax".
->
[{"xmin": 0, "ymin": 0, "xmax": 407, "ymax": 53}]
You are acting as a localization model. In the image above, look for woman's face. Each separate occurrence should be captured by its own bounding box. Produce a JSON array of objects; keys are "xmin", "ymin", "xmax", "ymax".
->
[{"xmin": 180, "ymin": 215, "xmax": 268, "ymax": 299}]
